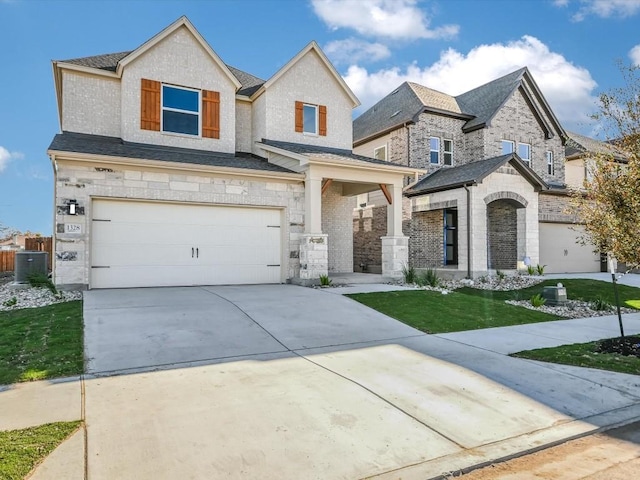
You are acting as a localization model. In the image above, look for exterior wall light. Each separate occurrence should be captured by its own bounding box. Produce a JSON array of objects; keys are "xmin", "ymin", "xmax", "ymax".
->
[{"xmin": 69, "ymin": 200, "xmax": 78, "ymax": 215}]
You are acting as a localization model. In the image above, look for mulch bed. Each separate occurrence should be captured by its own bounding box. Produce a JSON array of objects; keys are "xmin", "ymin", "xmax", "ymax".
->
[{"xmin": 597, "ymin": 336, "xmax": 640, "ymax": 357}]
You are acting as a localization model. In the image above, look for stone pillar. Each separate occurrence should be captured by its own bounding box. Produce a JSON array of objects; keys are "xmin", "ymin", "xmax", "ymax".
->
[
  {"xmin": 296, "ymin": 233, "xmax": 328, "ymax": 285},
  {"xmin": 381, "ymin": 235, "xmax": 408, "ymax": 282}
]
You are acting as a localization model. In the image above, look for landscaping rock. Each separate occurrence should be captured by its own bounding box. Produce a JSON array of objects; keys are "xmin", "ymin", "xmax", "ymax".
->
[
  {"xmin": 505, "ymin": 299, "xmax": 636, "ymax": 319},
  {"xmin": 0, "ymin": 284, "xmax": 81, "ymax": 311}
]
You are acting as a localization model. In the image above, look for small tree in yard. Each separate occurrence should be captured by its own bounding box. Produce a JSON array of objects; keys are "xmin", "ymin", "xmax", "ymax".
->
[{"xmin": 571, "ymin": 62, "xmax": 640, "ymax": 344}]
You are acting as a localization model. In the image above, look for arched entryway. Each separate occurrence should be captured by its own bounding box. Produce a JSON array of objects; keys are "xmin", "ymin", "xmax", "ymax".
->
[{"xmin": 485, "ymin": 192, "xmax": 528, "ymax": 270}]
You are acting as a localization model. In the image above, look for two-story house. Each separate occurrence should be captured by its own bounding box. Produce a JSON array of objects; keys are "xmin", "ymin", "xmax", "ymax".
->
[
  {"xmin": 353, "ymin": 68, "xmax": 602, "ymax": 277},
  {"xmin": 48, "ymin": 17, "xmax": 420, "ymax": 289}
]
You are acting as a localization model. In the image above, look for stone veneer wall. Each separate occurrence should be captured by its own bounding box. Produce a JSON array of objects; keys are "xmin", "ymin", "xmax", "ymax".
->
[
  {"xmin": 53, "ymin": 162, "xmax": 305, "ymax": 287},
  {"xmin": 406, "ymin": 210, "xmax": 444, "ymax": 268},
  {"xmin": 486, "ymin": 200, "xmax": 518, "ymax": 269},
  {"xmin": 353, "ymin": 205, "xmax": 386, "ymax": 273},
  {"xmin": 321, "ymin": 183, "xmax": 354, "ymax": 273}
]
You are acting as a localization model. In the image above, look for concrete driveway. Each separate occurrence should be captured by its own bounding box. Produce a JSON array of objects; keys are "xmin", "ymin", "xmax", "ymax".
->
[{"xmin": 81, "ymin": 285, "xmax": 640, "ymax": 479}]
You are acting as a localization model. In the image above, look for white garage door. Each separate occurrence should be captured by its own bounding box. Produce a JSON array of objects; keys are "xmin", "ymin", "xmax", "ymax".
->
[
  {"xmin": 91, "ymin": 199, "xmax": 282, "ymax": 289},
  {"xmin": 539, "ymin": 223, "xmax": 601, "ymax": 274}
]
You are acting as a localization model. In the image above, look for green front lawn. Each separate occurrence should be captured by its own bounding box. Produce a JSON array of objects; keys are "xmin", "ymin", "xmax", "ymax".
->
[
  {"xmin": 512, "ymin": 340, "xmax": 640, "ymax": 375},
  {"xmin": 348, "ymin": 289, "xmax": 560, "ymax": 333},
  {"xmin": 0, "ymin": 421, "xmax": 81, "ymax": 480},
  {"xmin": 0, "ymin": 301, "xmax": 83, "ymax": 385},
  {"xmin": 347, "ymin": 279, "xmax": 640, "ymax": 334}
]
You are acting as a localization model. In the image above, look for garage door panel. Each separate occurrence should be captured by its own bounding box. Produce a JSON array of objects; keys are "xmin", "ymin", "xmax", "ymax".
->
[
  {"xmin": 539, "ymin": 223, "xmax": 600, "ymax": 274},
  {"xmin": 91, "ymin": 200, "xmax": 283, "ymax": 288}
]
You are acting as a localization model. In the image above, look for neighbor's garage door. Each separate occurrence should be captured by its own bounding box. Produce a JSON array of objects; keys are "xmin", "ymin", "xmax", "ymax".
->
[
  {"xmin": 90, "ymin": 199, "xmax": 282, "ymax": 288},
  {"xmin": 539, "ymin": 223, "xmax": 600, "ymax": 273}
]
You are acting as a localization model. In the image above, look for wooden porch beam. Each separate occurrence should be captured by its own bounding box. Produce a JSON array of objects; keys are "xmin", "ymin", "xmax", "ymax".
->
[
  {"xmin": 321, "ymin": 178, "xmax": 333, "ymax": 195},
  {"xmin": 379, "ymin": 183, "xmax": 392, "ymax": 204}
]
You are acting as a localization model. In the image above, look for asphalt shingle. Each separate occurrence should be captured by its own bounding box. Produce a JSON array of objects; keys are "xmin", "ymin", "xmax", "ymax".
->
[{"xmin": 48, "ymin": 132, "xmax": 296, "ymax": 174}]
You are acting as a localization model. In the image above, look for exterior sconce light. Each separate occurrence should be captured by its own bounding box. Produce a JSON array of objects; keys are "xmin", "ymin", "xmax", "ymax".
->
[{"xmin": 69, "ymin": 200, "xmax": 78, "ymax": 215}]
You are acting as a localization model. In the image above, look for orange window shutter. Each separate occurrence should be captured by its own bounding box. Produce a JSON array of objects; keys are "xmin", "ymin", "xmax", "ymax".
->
[
  {"xmin": 140, "ymin": 79, "xmax": 160, "ymax": 131},
  {"xmin": 295, "ymin": 101, "xmax": 304, "ymax": 132},
  {"xmin": 202, "ymin": 90, "xmax": 220, "ymax": 139},
  {"xmin": 319, "ymin": 105, "xmax": 327, "ymax": 136}
]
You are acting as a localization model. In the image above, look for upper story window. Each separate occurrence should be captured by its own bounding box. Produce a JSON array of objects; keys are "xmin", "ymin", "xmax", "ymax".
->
[
  {"xmin": 162, "ymin": 85, "xmax": 200, "ymax": 136},
  {"xmin": 518, "ymin": 143, "xmax": 531, "ymax": 165},
  {"xmin": 443, "ymin": 139, "xmax": 453, "ymax": 166},
  {"xmin": 546, "ymin": 151, "xmax": 554, "ymax": 175},
  {"xmin": 501, "ymin": 140, "xmax": 515, "ymax": 155},
  {"xmin": 374, "ymin": 145, "xmax": 387, "ymax": 161},
  {"xmin": 430, "ymin": 137, "xmax": 440, "ymax": 164},
  {"xmin": 140, "ymin": 79, "xmax": 220, "ymax": 139},
  {"xmin": 295, "ymin": 101, "xmax": 327, "ymax": 136}
]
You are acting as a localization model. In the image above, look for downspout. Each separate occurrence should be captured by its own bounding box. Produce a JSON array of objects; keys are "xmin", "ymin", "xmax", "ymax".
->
[{"xmin": 463, "ymin": 184, "xmax": 472, "ymax": 279}]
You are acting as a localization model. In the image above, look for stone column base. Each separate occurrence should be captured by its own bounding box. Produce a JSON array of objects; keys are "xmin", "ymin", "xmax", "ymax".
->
[
  {"xmin": 381, "ymin": 235, "xmax": 408, "ymax": 282},
  {"xmin": 293, "ymin": 233, "xmax": 328, "ymax": 285}
]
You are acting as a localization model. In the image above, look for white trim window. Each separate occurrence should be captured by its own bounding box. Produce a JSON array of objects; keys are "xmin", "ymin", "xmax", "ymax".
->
[
  {"xmin": 374, "ymin": 145, "xmax": 387, "ymax": 161},
  {"xmin": 161, "ymin": 84, "xmax": 200, "ymax": 136},
  {"xmin": 443, "ymin": 139, "xmax": 453, "ymax": 166},
  {"xmin": 501, "ymin": 140, "xmax": 515, "ymax": 155},
  {"xmin": 518, "ymin": 143, "xmax": 531, "ymax": 165},
  {"xmin": 430, "ymin": 137, "xmax": 440, "ymax": 164},
  {"xmin": 546, "ymin": 151, "xmax": 554, "ymax": 175},
  {"xmin": 303, "ymin": 104, "xmax": 318, "ymax": 135}
]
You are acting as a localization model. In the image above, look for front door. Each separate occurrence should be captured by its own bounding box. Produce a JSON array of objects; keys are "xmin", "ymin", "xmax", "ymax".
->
[{"xmin": 444, "ymin": 209, "xmax": 458, "ymax": 265}]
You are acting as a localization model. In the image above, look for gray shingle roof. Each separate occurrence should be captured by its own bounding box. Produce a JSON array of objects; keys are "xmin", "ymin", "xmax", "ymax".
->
[
  {"xmin": 260, "ymin": 139, "xmax": 408, "ymax": 168},
  {"xmin": 406, "ymin": 153, "xmax": 547, "ymax": 196},
  {"xmin": 57, "ymin": 52, "xmax": 265, "ymax": 95},
  {"xmin": 455, "ymin": 68, "xmax": 527, "ymax": 132},
  {"xmin": 48, "ymin": 132, "xmax": 296, "ymax": 174},
  {"xmin": 565, "ymin": 130, "xmax": 627, "ymax": 161}
]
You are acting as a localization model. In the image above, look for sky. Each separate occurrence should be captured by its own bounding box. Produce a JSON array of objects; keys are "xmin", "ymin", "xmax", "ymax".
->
[{"xmin": 0, "ymin": 0, "xmax": 639, "ymax": 234}]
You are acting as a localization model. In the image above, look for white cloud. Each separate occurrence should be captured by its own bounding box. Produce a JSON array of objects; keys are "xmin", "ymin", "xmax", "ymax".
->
[
  {"xmin": 556, "ymin": 0, "xmax": 640, "ymax": 21},
  {"xmin": 0, "ymin": 146, "xmax": 23, "ymax": 172},
  {"xmin": 344, "ymin": 36, "xmax": 598, "ymax": 130},
  {"xmin": 630, "ymin": 44, "xmax": 640, "ymax": 65},
  {"xmin": 324, "ymin": 38, "xmax": 391, "ymax": 64},
  {"xmin": 311, "ymin": 0, "xmax": 459, "ymax": 40}
]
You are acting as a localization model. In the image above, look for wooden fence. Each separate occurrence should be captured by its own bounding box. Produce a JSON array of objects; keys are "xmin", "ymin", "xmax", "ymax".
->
[
  {"xmin": 0, "ymin": 237, "xmax": 53, "ymax": 272},
  {"xmin": 0, "ymin": 251, "xmax": 15, "ymax": 273}
]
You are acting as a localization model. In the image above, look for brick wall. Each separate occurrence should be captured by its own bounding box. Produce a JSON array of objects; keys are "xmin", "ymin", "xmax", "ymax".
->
[
  {"xmin": 321, "ymin": 183, "xmax": 354, "ymax": 273},
  {"xmin": 487, "ymin": 200, "xmax": 517, "ymax": 269},
  {"xmin": 539, "ymin": 192, "xmax": 577, "ymax": 223},
  {"xmin": 353, "ymin": 205, "xmax": 386, "ymax": 273},
  {"xmin": 407, "ymin": 210, "xmax": 444, "ymax": 268}
]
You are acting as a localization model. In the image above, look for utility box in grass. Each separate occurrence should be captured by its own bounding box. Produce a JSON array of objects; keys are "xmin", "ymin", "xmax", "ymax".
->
[{"xmin": 542, "ymin": 284, "xmax": 567, "ymax": 306}]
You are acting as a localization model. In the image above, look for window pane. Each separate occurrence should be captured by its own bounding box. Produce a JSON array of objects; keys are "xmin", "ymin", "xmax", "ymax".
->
[
  {"xmin": 501, "ymin": 140, "xmax": 514, "ymax": 154},
  {"xmin": 303, "ymin": 105, "xmax": 317, "ymax": 133},
  {"xmin": 430, "ymin": 151, "xmax": 439, "ymax": 164},
  {"xmin": 374, "ymin": 147, "xmax": 386, "ymax": 160},
  {"xmin": 443, "ymin": 152, "xmax": 452, "ymax": 165},
  {"xmin": 163, "ymin": 86, "xmax": 199, "ymax": 112},
  {"xmin": 430, "ymin": 137, "xmax": 439, "ymax": 151},
  {"xmin": 163, "ymin": 110, "xmax": 199, "ymax": 135},
  {"xmin": 518, "ymin": 143, "xmax": 530, "ymax": 160}
]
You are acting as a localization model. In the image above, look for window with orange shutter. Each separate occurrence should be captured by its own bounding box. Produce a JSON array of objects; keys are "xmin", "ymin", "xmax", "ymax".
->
[{"xmin": 295, "ymin": 101, "xmax": 327, "ymax": 136}]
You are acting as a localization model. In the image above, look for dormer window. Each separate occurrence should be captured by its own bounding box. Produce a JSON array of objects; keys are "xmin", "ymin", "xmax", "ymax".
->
[
  {"xmin": 295, "ymin": 101, "xmax": 327, "ymax": 136},
  {"xmin": 140, "ymin": 79, "xmax": 220, "ymax": 139},
  {"xmin": 303, "ymin": 104, "xmax": 318, "ymax": 134},
  {"xmin": 162, "ymin": 85, "xmax": 200, "ymax": 136}
]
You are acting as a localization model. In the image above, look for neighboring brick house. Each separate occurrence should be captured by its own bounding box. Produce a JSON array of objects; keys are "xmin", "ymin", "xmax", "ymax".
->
[
  {"xmin": 353, "ymin": 67, "xmax": 603, "ymax": 277},
  {"xmin": 48, "ymin": 16, "xmax": 419, "ymax": 289}
]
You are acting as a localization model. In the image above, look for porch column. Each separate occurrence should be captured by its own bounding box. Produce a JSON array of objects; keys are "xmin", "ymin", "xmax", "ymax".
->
[
  {"xmin": 298, "ymin": 174, "xmax": 328, "ymax": 284},
  {"xmin": 382, "ymin": 183, "xmax": 408, "ymax": 282}
]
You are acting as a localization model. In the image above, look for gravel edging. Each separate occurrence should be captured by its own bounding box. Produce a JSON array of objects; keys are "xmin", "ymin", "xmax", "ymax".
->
[
  {"xmin": 505, "ymin": 299, "xmax": 637, "ymax": 319},
  {"xmin": 0, "ymin": 284, "xmax": 82, "ymax": 311}
]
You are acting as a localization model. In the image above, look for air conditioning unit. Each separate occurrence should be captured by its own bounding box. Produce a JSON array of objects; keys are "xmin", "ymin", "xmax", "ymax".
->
[{"xmin": 14, "ymin": 251, "xmax": 49, "ymax": 283}]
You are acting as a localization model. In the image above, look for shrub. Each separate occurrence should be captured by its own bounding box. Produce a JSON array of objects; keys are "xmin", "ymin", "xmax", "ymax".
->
[
  {"xmin": 319, "ymin": 274, "xmax": 332, "ymax": 287},
  {"xmin": 536, "ymin": 264, "xmax": 546, "ymax": 276},
  {"xmin": 496, "ymin": 270, "xmax": 505, "ymax": 281},
  {"xmin": 590, "ymin": 295, "xmax": 612, "ymax": 311},
  {"xmin": 27, "ymin": 272, "xmax": 57, "ymax": 294},
  {"xmin": 526, "ymin": 265, "xmax": 536, "ymax": 275},
  {"xmin": 402, "ymin": 264, "xmax": 416, "ymax": 284},
  {"xmin": 2, "ymin": 296, "xmax": 17, "ymax": 307},
  {"xmin": 530, "ymin": 294, "xmax": 546, "ymax": 308},
  {"xmin": 420, "ymin": 268, "xmax": 440, "ymax": 287}
]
